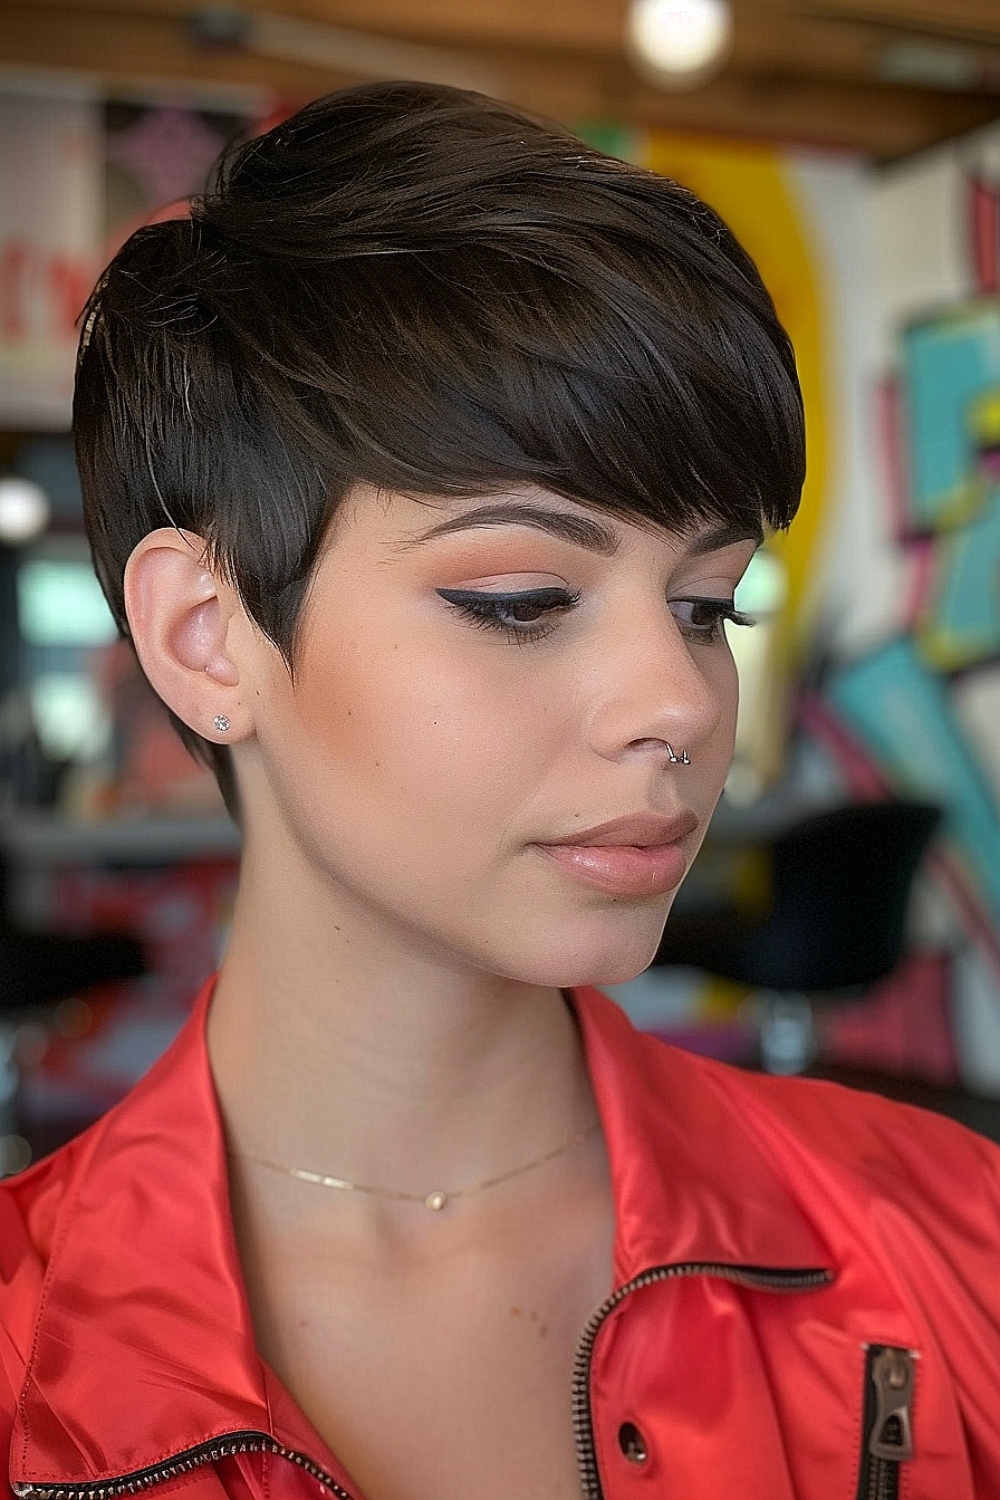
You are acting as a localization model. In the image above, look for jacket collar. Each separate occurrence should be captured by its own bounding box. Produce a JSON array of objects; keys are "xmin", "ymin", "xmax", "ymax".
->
[
  {"xmin": 12, "ymin": 978, "xmax": 831, "ymax": 1492},
  {"xmin": 573, "ymin": 986, "xmax": 831, "ymax": 1283}
]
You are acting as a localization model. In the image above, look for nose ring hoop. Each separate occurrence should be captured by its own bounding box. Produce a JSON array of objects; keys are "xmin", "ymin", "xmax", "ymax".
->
[{"xmin": 666, "ymin": 744, "xmax": 691, "ymax": 765}]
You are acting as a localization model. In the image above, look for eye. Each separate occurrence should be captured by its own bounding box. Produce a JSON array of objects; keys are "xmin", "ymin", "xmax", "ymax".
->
[
  {"xmin": 670, "ymin": 596, "xmax": 755, "ymax": 643},
  {"xmin": 436, "ymin": 586, "xmax": 580, "ymax": 644}
]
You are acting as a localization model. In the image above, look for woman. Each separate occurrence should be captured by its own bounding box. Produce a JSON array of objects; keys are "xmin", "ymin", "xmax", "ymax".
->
[{"xmin": 2, "ymin": 82, "xmax": 999, "ymax": 1500}]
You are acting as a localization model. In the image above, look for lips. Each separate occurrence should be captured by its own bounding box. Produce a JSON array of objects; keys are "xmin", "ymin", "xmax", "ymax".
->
[
  {"xmin": 535, "ymin": 810, "xmax": 699, "ymax": 898},
  {"xmin": 545, "ymin": 812, "xmax": 700, "ymax": 849}
]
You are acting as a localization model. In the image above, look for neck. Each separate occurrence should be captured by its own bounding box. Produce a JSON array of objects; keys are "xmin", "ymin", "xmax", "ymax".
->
[{"xmin": 208, "ymin": 844, "xmax": 598, "ymax": 1210}]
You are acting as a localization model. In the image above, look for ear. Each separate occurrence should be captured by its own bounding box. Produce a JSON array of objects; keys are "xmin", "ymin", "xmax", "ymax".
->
[{"xmin": 123, "ymin": 529, "xmax": 248, "ymax": 743}]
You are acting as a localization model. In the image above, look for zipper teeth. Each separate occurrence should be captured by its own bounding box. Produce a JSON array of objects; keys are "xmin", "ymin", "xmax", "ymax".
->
[
  {"xmin": 570, "ymin": 1262, "xmax": 832, "ymax": 1500},
  {"xmin": 867, "ymin": 1459, "xmax": 897, "ymax": 1500},
  {"xmin": 866, "ymin": 1450, "xmax": 900, "ymax": 1500},
  {"xmin": 12, "ymin": 1434, "xmax": 355, "ymax": 1500}
]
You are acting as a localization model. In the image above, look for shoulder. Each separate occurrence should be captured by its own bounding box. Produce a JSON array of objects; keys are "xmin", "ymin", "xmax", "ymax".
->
[
  {"xmin": 583, "ymin": 985, "xmax": 1000, "ymax": 1247},
  {"xmin": 642, "ymin": 1020, "xmax": 1000, "ymax": 1261},
  {"xmin": 601, "ymin": 990, "xmax": 999, "ymax": 1167},
  {"xmin": 701, "ymin": 1041, "xmax": 1000, "ymax": 1185}
]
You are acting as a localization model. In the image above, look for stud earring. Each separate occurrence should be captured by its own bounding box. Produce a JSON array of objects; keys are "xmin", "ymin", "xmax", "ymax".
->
[
  {"xmin": 213, "ymin": 715, "xmax": 231, "ymax": 733},
  {"xmin": 666, "ymin": 744, "xmax": 691, "ymax": 765}
]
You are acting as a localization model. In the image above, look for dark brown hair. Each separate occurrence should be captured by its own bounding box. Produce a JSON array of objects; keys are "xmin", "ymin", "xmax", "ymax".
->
[{"xmin": 74, "ymin": 81, "xmax": 805, "ymax": 817}]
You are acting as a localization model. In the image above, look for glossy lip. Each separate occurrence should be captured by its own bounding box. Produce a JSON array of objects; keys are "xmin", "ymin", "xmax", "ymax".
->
[
  {"xmin": 543, "ymin": 811, "xmax": 700, "ymax": 849},
  {"xmin": 534, "ymin": 810, "xmax": 699, "ymax": 898}
]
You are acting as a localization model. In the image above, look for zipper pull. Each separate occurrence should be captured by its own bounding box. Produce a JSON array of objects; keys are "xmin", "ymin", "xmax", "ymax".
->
[{"xmin": 869, "ymin": 1347, "xmax": 915, "ymax": 1462}]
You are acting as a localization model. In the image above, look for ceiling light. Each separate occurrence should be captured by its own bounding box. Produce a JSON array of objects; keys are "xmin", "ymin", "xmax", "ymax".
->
[
  {"xmin": 0, "ymin": 478, "xmax": 51, "ymax": 545},
  {"xmin": 626, "ymin": 0, "xmax": 733, "ymax": 87}
]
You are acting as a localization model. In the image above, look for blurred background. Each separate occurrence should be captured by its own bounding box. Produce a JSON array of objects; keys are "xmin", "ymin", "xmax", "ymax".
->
[{"xmin": 2, "ymin": 0, "xmax": 1000, "ymax": 1172}]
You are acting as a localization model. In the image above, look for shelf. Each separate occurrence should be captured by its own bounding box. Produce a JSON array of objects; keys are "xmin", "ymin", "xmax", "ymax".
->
[{"xmin": 0, "ymin": 809, "xmax": 241, "ymax": 864}]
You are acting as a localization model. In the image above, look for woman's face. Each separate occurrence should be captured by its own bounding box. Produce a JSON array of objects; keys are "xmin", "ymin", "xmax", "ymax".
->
[{"xmin": 237, "ymin": 484, "xmax": 758, "ymax": 987}]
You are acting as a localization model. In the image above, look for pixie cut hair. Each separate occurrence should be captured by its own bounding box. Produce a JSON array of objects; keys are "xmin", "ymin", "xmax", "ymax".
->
[{"xmin": 75, "ymin": 81, "xmax": 805, "ymax": 813}]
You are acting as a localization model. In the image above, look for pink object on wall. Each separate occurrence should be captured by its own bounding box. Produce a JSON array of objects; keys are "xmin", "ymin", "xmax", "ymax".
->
[{"xmin": 819, "ymin": 950, "xmax": 957, "ymax": 1085}]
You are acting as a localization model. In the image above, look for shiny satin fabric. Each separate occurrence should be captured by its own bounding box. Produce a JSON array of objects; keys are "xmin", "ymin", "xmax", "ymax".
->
[{"xmin": 2, "ymin": 978, "xmax": 1000, "ymax": 1499}]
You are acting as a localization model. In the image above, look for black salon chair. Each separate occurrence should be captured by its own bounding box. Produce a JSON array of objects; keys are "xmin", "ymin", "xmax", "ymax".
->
[{"xmin": 651, "ymin": 799, "xmax": 942, "ymax": 1073}]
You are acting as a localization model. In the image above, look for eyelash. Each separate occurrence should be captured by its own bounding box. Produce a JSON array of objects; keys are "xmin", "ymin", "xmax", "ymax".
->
[
  {"xmin": 436, "ymin": 587, "xmax": 580, "ymax": 644},
  {"xmin": 671, "ymin": 598, "xmax": 756, "ymax": 642},
  {"xmin": 436, "ymin": 589, "xmax": 755, "ymax": 645}
]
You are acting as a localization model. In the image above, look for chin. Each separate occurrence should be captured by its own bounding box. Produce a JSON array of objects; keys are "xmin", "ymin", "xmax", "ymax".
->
[{"xmin": 498, "ymin": 907, "xmax": 672, "ymax": 991}]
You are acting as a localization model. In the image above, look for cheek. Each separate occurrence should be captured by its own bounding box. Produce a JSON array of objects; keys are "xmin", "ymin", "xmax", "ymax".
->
[{"xmin": 285, "ymin": 625, "xmax": 563, "ymax": 828}]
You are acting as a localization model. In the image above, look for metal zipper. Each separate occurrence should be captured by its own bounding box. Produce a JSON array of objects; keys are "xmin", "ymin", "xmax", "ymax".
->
[
  {"xmin": 570, "ymin": 1261, "xmax": 833, "ymax": 1500},
  {"xmin": 857, "ymin": 1345, "xmax": 916, "ymax": 1500},
  {"xmin": 12, "ymin": 1433, "xmax": 356, "ymax": 1500}
]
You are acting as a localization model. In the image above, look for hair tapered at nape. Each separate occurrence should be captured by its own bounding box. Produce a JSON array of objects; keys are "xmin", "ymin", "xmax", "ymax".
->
[{"xmin": 74, "ymin": 81, "xmax": 805, "ymax": 818}]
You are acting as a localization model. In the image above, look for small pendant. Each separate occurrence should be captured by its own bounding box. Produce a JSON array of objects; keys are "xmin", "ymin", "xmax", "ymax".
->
[{"xmin": 424, "ymin": 1190, "xmax": 449, "ymax": 1211}]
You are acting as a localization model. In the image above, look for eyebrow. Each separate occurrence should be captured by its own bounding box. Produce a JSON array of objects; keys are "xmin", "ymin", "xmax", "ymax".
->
[
  {"xmin": 406, "ymin": 501, "xmax": 620, "ymax": 555},
  {"xmin": 406, "ymin": 501, "xmax": 761, "ymax": 557},
  {"xmin": 686, "ymin": 520, "xmax": 763, "ymax": 554}
]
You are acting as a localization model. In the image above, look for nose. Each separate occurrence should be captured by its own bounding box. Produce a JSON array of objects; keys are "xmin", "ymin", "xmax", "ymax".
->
[{"xmin": 583, "ymin": 600, "xmax": 730, "ymax": 764}]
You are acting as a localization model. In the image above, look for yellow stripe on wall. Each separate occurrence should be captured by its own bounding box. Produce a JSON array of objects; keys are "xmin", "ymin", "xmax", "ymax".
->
[{"xmin": 641, "ymin": 131, "xmax": 829, "ymax": 659}]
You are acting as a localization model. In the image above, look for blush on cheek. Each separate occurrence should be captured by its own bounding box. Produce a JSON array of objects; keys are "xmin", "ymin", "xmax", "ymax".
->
[{"xmin": 288, "ymin": 642, "xmax": 470, "ymax": 811}]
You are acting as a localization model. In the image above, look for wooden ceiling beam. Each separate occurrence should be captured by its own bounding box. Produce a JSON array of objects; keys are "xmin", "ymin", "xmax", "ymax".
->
[
  {"xmin": 15, "ymin": 0, "xmax": 628, "ymax": 53},
  {"xmin": 2, "ymin": 1, "xmax": 998, "ymax": 157},
  {"xmin": 779, "ymin": 0, "xmax": 1000, "ymax": 47},
  {"xmin": 15, "ymin": 0, "xmax": 995, "ymax": 77},
  {"xmin": 0, "ymin": 4, "xmax": 353, "ymax": 95},
  {"xmin": 515, "ymin": 57, "xmax": 1000, "ymax": 157}
]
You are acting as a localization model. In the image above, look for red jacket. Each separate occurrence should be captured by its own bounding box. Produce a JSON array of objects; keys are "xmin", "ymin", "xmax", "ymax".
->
[{"xmin": 3, "ymin": 978, "xmax": 1000, "ymax": 1500}]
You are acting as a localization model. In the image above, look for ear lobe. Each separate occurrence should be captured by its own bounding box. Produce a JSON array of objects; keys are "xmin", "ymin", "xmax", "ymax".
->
[{"xmin": 124, "ymin": 528, "xmax": 246, "ymax": 740}]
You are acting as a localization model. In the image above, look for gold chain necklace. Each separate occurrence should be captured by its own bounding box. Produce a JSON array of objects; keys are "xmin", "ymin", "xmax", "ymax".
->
[{"xmin": 235, "ymin": 1120, "xmax": 601, "ymax": 1213}]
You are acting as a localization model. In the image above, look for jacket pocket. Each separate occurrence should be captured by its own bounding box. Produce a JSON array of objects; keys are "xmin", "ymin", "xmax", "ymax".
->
[{"xmin": 856, "ymin": 1345, "xmax": 915, "ymax": 1500}]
